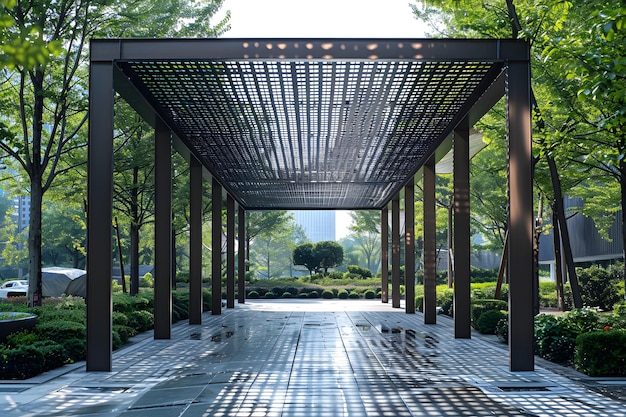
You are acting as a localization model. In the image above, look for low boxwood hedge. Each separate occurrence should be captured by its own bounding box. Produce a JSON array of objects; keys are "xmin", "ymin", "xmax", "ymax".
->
[{"xmin": 575, "ymin": 330, "xmax": 626, "ymax": 376}]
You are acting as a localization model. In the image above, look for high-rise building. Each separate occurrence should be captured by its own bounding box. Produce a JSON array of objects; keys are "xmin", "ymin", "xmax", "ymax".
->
[{"xmin": 292, "ymin": 210, "xmax": 336, "ymax": 243}]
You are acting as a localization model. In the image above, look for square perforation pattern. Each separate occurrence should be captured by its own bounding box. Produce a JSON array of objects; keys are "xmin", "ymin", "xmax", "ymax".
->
[{"xmin": 118, "ymin": 59, "xmax": 502, "ymax": 209}]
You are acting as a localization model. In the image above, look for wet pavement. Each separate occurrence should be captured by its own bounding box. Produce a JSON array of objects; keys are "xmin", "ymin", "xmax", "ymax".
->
[{"xmin": 1, "ymin": 299, "xmax": 625, "ymax": 416}]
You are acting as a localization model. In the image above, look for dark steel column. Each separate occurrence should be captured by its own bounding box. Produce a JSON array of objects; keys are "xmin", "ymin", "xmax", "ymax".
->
[
  {"xmin": 154, "ymin": 119, "xmax": 172, "ymax": 339},
  {"xmin": 391, "ymin": 195, "xmax": 401, "ymax": 308},
  {"xmin": 226, "ymin": 194, "xmax": 235, "ymax": 308},
  {"xmin": 507, "ymin": 59, "xmax": 534, "ymax": 371},
  {"xmin": 381, "ymin": 207, "xmax": 389, "ymax": 303},
  {"xmin": 86, "ymin": 60, "xmax": 113, "ymax": 371},
  {"xmin": 212, "ymin": 179, "xmax": 222, "ymax": 315},
  {"xmin": 454, "ymin": 127, "xmax": 471, "ymax": 338},
  {"xmin": 189, "ymin": 156, "xmax": 202, "ymax": 324},
  {"xmin": 238, "ymin": 205, "xmax": 246, "ymax": 304},
  {"xmin": 423, "ymin": 156, "xmax": 437, "ymax": 324},
  {"xmin": 405, "ymin": 179, "xmax": 415, "ymax": 314}
]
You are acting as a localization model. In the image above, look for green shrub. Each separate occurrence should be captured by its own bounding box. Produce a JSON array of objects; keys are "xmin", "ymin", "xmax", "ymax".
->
[
  {"xmin": 281, "ymin": 292, "xmax": 293, "ymax": 298},
  {"xmin": 534, "ymin": 314, "xmax": 576, "ymax": 364},
  {"xmin": 127, "ymin": 310, "xmax": 154, "ymax": 333},
  {"xmin": 575, "ymin": 330, "xmax": 626, "ymax": 376},
  {"xmin": 308, "ymin": 290, "xmax": 319, "ymax": 299},
  {"xmin": 284, "ymin": 287, "xmax": 298, "ymax": 296},
  {"xmin": 176, "ymin": 272, "xmax": 190, "ymax": 283},
  {"xmin": 112, "ymin": 294, "xmax": 134, "ymax": 314},
  {"xmin": 559, "ymin": 308, "xmax": 603, "ymax": 333},
  {"xmin": 264, "ymin": 291, "xmax": 277, "ymax": 299},
  {"xmin": 5, "ymin": 330, "xmax": 39, "ymax": 347},
  {"xmin": 471, "ymin": 299, "xmax": 508, "ymax": 327},
  {"xmin": 248, "ymin": 290, "xmax": 260, "ymax": 299},
  {"xmin": 347, "ymin": 265, "xmax": 373, "ymax": 278},
  {"xmin": 298, "ymin": 292, "xmax": 308, "ymax": 298},
  {"xmin": 37, "ymin": 308, "xmax": 85, "ymax": 325},
  {"xmin": 140, "ymin": 272, "xmax": 154, "ymax": 288},
  {"xmin": 438, "ymin": 288, "xmax": 454, "ymax": 316},
  {"xmin": 203, "ymin": 289, "xmax": 212, "ymax": 311},
  {"xmin": 328, "ymin": 271, "xmax": 344, "ymax": 279},
  {"xmin": 36, "ymin": 320, "xmax": 86, "ymax": 344},
  {"xmin": 0, "ymin": 344, "xmax": 45, "ymax": 379},
  {"xmin": 321, "ymin": 289, "xmax": 334, "ymax": 299},
  {"xmin": 364, "ymin": 289, "xmax": 376, "ymax": 299},
  {"xmin": 496, "ymin": 317, "xmax": 508, "ymax": 343},
  {"xmin": 62, "ymin": 338, "xmax": 86, "ymax": 361},
  {"xmin": 32, "ymin": 340, "xmax": 67, "ymax": 370},
  {"xmin": 337, "ymin": 289, "xmax": 349, "ymax": 299},
  {"xmin": 113, "ymin": 324, "xmax": 136, "ymax": 343},
  {"xmin": 112, "ymin": 280, "xmax": 123, "ymax": 292},
  {"xmin": 112, "ymin": 330, "xmax": 123, "ymax": 351},
  {"xmin": 172, "ymin": 291, "xmax": 190, "ymax": 322},
  {"xmin": 348, "ymin": 291, "xmax": 360, "ymax": 299},
  {"xmin": 576, "ymin": 265, "xmax": 622, "ymax": 311},
  {"xmin": 112, "ymin": 312, "xmax": 129, "ymax": 326},
  {"xmin": 476, "ymin": 310, "xmax": 507, "ymax": 334}
]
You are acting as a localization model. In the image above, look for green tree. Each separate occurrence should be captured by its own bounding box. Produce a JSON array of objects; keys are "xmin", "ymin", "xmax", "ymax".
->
[
  {"xmin": 0, "ymin": 0, "xmax": 229, "ymax": 305},
  {"xmin": 316, "ymin": 240, "xmax": 344, "ymax": 274},
  {"xmin": 292, "ymin": 242, "xmax": 319, "ymax": 276},
  {"xmin": 41, "ymin": 200, "xmax": 85, "ymax": 268},
  {"xmin": 348, "ymin": 211, "xmax": 380, "ymax": 272}
]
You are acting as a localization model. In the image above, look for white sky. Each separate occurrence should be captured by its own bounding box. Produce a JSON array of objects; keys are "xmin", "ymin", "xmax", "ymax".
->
[
  {"xmin": 217, "ymin": 0, "xmax": 426, "ymax": 38},
  {"xmin": 215, "ymin": 0, "xmax": 425, "ymax": 239}
]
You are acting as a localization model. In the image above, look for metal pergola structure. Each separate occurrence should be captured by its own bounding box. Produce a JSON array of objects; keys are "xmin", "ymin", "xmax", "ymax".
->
[{"xmin": 88, "ymin": 38, "xmax": 532, "ymax": 373}]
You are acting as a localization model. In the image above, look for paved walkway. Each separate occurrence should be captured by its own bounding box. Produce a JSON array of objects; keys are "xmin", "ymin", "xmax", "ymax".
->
[{"xmin": 1, "ymin": 299, "xmax": 625, "ymax": 417}]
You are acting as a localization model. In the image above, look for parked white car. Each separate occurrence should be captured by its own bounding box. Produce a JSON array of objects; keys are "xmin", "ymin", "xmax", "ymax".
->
[{"xmin": 0, "ymin": 280, "xmax": 29, "ymax": 298}]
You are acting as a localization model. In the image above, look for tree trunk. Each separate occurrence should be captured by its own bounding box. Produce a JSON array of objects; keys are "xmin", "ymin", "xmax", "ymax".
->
[
  {"xmin": 621, "ymin": 158, "xmax": 626, "ymax": 300},
  {"xmin": 130, "ymin": 166, "xmax": 139, "ymax": 295},
  {"xmin": 547, "ymin": 155, "xmax": 583, "ymax": 308},
  {"xmin": 552, "ymin": 207, "xmax": 565, "ymax": 310},
  {"xmin": 27, "ymin": 174, "xmax": 43, "ymax": 307},
  {"xmin": 27, "ymin": 69, "xmax": 45, "ymax": 308}
]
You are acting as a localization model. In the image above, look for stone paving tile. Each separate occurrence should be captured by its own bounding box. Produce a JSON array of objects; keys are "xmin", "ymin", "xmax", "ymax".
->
[{"xmin": 1, "ymin": 299, "xmax": 625, "ymax": 417}]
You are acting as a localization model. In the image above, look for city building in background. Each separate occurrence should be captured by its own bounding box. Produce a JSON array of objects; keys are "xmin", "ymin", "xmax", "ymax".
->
[{"xmin": 291, "ymin": 210, "xmax": 336, "ymax": 243}]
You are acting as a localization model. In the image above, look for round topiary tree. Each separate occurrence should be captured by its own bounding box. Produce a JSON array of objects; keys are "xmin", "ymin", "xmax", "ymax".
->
[{"xmin": 476, "ymin": 310, "xmax": 507, "ymax": 334}]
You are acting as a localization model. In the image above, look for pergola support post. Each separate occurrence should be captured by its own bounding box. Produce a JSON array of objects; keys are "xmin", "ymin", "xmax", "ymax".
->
[
  {"xmin": 405, "ymin": 179, "xmax": 415, "ymax": 314},
  {"xmin": 226, "ymin": 194, "xmax": 236, "ymax": 308},
  {"xmin": 507, "ymin": 59, "xmax": 534, "ymax": 371},
  {"xmin": 453, "ymin": 127, "xmax": 471, "ymax": 338},
  {"xmin": 238, "ymin": 206, "xmax": 246, "ymax": 304},
  {"xmin": 212, "ymin": 179, "xmax": 223, "ymax": 315},
  {"xmin": 189, "ymin": 156, "xmax": 202, "ymax": 324},
  {"xmin": 423, "ymin": 156, "xmax": 437, "ymax": 324},
  {"xmin": 391, "ymin": 195, "xmax": 401, "ymax": 308},
  {"xmin": 154, "ymin": 119, "xmax": 172, "ymax": 339},
  {"xmin": 381, "ymin": 207, "xmax": 389, "ymax": 303},
  {"xmin": 86, "ymin": 60, "xmax": 113, "ymax": 371}
]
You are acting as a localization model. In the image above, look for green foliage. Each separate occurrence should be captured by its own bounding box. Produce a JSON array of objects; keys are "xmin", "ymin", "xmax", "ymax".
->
[
  {"xmin": 321, "ymin": 289, "xmax": 334, "ymax": 299},
  {"xmin": 364, "ymin": 289, "xmax": 376, "ymax": 299},
  {"xmin": 281, "ymin": 292, "xmax": 293, "ymax": 298},
  {"xmin": 126, "ymin": 310, "xmax": 154, "ymax": 333},
  {"xmin": 534, "ymin": 314, "xmax": 576, "ymax": 364},
  {"xmin": 264, "ymin": 291, "xmax": 276, "ymax": 299},
  {"xmin": 575, "ymin": 330, "xmax": 626, "ymax": 376},
  {"xmin": 293, "ymin": 241, "xmax": 344, "ymax": 275},
  {"xmin": 337, "ymin": 289, "xmax": 349, "ymax": 299},
  {"xmin": 496, "ymin": 317, "xmax": 508, "ymax": 343},
  {"xmin": 0, "ymin": 344, "xmax": 45, "ymax": 379},
  {"xmin": 248, "ymin": 290, "xmax": 260, "ymax": 299},
  {"xmin": 576, "ymin": 265, "xmax": 622, "ymax": 311},
  {"xmin": 141, "ymin": 272, "xmax": 154, "ymax": 288},
  {"xmin": 347, "ymin": 265, "xmax": 373, "ymax": 278},
  {"xmin": 35, "ymin": 320, "xmax": 86, "ymax": 344},
  {"xmin": 471, "ymin": 299, "xmax": 508, "ymax": 327},
  {"xmin": 476, "ymin": 310, "xmax": 507, "ymax": 334},
  {"xmin": 5, "ymin": 329, "xmax": 39, "ymax": 347},
  {"xmin": 348, "ymin": 291, "xmax": 360, "ymax": 299},
  {"xmin": 328, "ymin": 271, "xmax": 344, "ymax": 279},
  {"xmin": 308, "ymin": 290, "xmax": 319, "ymax": 299}
]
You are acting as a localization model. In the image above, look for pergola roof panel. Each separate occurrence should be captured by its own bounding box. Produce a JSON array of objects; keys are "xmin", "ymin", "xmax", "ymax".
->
[{"xmin": 117, "ymin": 55, "xmax": 503, "ymax": 209}]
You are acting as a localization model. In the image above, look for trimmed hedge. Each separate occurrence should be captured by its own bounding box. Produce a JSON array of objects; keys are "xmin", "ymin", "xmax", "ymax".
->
[
  {"xmin": 476, "ymin": 310, "xmax": 507, "ymax": 334},
  {"xmin": 575, "ymin": 330, "xmax": 626, "ymax": 376}
]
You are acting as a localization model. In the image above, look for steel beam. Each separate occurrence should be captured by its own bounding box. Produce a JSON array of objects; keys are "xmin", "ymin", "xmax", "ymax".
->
[
  {"xmin": 189, "ymin": 156, "xmax": 203, "ymax": 324},
  {"xmin": 86, "ymin": 60, "xmax": 113, "ymax": 372},
  {"xmin": 154, "ymin": 119, "xmax": 172, "ymax": 339},
  {"xmin": 405, "ymin": 180, "xmax": 415, "ymax": 314},
  {"xmin": 453, "ymin": 127, "xmax": 471, "ymax": 338},
  {"xmin": 423, "ymin": 156, "xmax": 437, "ymax": 324},
  {"xmin": 381, "ymin": 207, "xmax": 389, "ymax": 303},
  {"xmin": 238, "ymin": 206, "xmax": 246, "ymax": 304},
  {"xmin": 212, "ymin": 179, "xmax": 223, "ymax": 315},
  {"xmin": 507, "ymin": 58, "xmax": 534, "ymax": 371},
  {"xmin": 391, "ymin": 195, "xmax": 401, "ymax": 308},
  {"xmin": 226, "ymin": 194, "xmax": 236, "ymax": 308}
]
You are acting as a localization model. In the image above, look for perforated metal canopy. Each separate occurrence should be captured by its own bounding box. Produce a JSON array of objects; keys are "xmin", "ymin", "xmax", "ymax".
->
[{"xmin": 102, "ymin": 39, "xmax": 522, "ymax": 209}]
